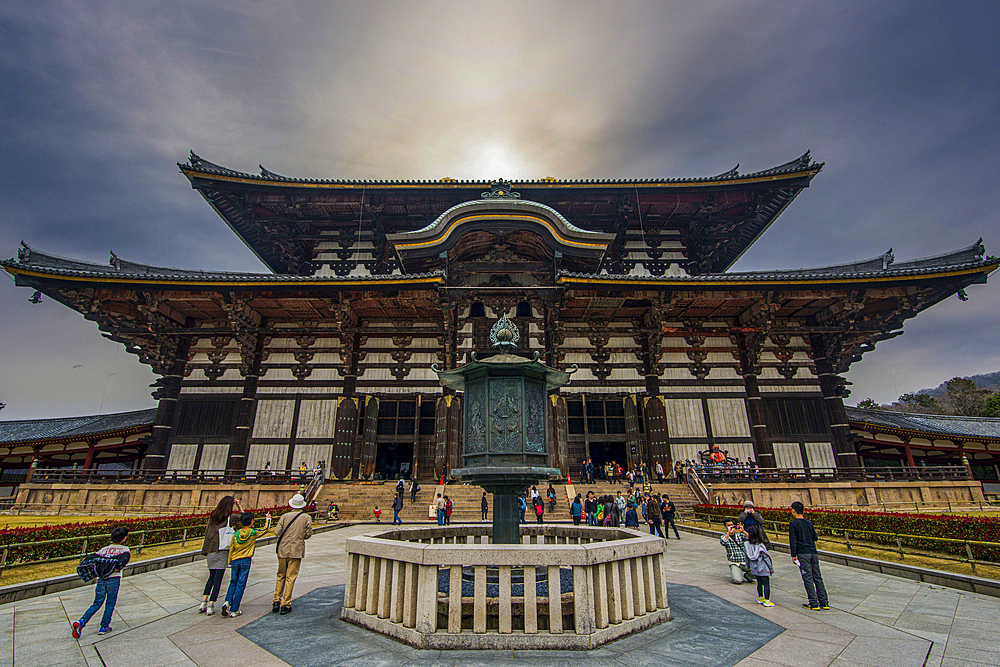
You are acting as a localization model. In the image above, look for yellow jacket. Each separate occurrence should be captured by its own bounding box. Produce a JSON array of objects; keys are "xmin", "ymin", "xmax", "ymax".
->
[{"xmin": 228, "ymin": 516, "xmax": 272, "ymax": 563}]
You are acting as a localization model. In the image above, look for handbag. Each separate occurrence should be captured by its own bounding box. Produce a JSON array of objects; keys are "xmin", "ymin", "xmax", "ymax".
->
[{"xmin": 218, "ymin": 517, "xmax": 234, "ymax": 550}]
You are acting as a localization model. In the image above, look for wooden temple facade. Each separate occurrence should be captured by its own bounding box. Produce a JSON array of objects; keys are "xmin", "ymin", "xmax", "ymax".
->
[{"xmin": 3, "ymin": 152, "xmax": 996, "ymax": 481}]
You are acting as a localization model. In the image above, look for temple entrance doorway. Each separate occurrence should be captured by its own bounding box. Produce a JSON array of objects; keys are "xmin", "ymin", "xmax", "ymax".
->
[
  {"xmin": 375, "ymin": 443, "xmax": 413, "ymax": 480},
  {"xmin": 589, "ymin": 441, "xmax": 627, "ymax": 478}
]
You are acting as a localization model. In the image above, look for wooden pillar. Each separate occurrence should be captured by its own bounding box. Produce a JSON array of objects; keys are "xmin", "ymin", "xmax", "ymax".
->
[
  {"xmin": 735, "ymin": 333, "xmax": 775, "ymax": 468},
  {"xmin": 228, "ymin": 334, "xmax": 264, "ymax": 473},
  {"xmin": 809, "ymin": 334, "xmax": 861, "ymax": 468},
  {"xmin": 902, "ymin": 438, "xmax": 915, "ymax": 468},
  {"xmin": 83, "ymin": 440, "xmax": 97, "ymax": 471},
  {"xmin": 143, "ymin": 337, "xmax": 190, "ymax": 472}
]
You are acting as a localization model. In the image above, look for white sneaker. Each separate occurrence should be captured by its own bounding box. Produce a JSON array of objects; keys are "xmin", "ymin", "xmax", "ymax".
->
[
  {"xmin": 198, "ymin": 601, "xmax": 207, "ymax": 613},
  {"xmin": 206, "ymin": 603, "xmax": 214, "ymax": 616}
]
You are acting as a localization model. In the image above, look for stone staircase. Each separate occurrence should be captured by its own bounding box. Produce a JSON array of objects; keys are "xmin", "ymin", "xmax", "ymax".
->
[{"xmin": 313, "ymin": 479, "xmax": 699, "ymax": 523}]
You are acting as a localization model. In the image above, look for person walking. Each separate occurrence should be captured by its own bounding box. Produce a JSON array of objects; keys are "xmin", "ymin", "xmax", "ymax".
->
[
  {"xmin": 533, "ymin": 496, "xmax": 544, "ymax": 524},
  {"xmin": 646, "ymin": 493, "xmax": 663, "ymax": 537},
  {"xmin": 444, "ymin": 495, "xmax": 453, "ymax": 525},
  {"xmin": 546, "ymin": 484, "xmax": 557, "ymax": 512},
  {"xmin": 518, "ymin": 493, "xmax": 527, "ymax": 523},
  {"xmin": 391, "ymin": 493, "xmax": 403, "ymax": 525},
  {"xmin": 744, "ymin": 524, "xmax": 775, "ymax": 607},
  {"xmin": 481, "ymin": 492, "xmax": 489, "ymax": 522},
  {"xmin": 396, "ymin": 478, "xmax": 405, "ymax": 501},
  {"xmin": 71, "ymin": 526, "xmax": 130, "ymax": 638},
  {"xmin": 662, "ymin": 495, "xmax": 680, "ymax": 539},
  {"xmin": 272, "ymin": 494, "xmax": 313, "ymax": 615},
  {"xmin": 570, "ymin": 494, "xmax": 583, "ymax": 525},
  {"xmin": 198, "ymin": 495, "xmax": 242, "ymax": 616},
  {"xmin": 789, "ymin": 501, "xmax": 829, "ymax": 610},
  {"xmin": 410, "ymin": 479, "xmax": 420, "ymax": 503}
]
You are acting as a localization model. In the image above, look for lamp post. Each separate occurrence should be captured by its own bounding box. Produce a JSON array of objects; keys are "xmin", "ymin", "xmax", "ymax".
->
[{"xmin": 434, "ymin": 315, "xmax": 575, "ymax": 544}]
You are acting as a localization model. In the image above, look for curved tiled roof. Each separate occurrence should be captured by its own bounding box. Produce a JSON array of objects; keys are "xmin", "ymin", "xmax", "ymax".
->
[
  {"xmin": 179, "ymin": 151, "xmax": 822, "ymax": 187},
  {"xmin": 2, "ymin": 245, "xmax": 445, "ymax": 284},
  {"xmin": 557, "ymin": 242, "xmax": 997, "ymax": 283},
  {"xmin": 847, "ymin": 407, "xmax": 1000, "ymax": 441},
  {"xmin": 0, "ymin": 408, "xmax": 156, "ymax": 446}
]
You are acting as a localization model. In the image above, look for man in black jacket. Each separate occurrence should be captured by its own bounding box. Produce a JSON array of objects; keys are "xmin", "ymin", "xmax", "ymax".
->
[{"xmin": 789, "ymin": 501, "xmax": 829, "ymax": 610}]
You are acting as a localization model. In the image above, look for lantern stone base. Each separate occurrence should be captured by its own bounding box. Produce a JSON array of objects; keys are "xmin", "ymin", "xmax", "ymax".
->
[{"xmin": 341, "ymin": 525, "xmax": 671, "ymax": 650}]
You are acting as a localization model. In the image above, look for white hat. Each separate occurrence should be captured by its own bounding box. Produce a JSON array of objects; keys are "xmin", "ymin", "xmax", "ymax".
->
[{"xmin": 289, "ymin": 494, "xmax": 307, "ymax": 509}]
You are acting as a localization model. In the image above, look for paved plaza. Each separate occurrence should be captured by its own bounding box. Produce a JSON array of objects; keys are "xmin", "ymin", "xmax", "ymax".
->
[{"xmin": 2, "ymin": 524, "xmax": 999, "ymax": 667}]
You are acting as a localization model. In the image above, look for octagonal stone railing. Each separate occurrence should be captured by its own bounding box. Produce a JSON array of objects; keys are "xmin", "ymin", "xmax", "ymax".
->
[{"xmin": 341, "ymin": 525, "xmax": 670, "ymax": 650}]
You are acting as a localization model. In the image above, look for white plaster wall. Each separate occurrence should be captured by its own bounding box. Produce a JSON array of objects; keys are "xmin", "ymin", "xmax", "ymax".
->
[
  {"xmin": 773, "ymin": 443, "xmax": 804, "ymax": 469},
  {"xmin": 296, "ymin": 400, "xmax": 339, "ymax": 439},
  {"xmin": 167, "ymin": 444, "xmax": 198, "ymax": 470},
  {"xmin": 252, "ymin": 400, "xmax": 296, "ymax": 439},
  {"xmin": 247, "ymin": 444, "xmax": 288, "ymax": 471},
  {"xmin": 707, "ymin": 398, "xmax": 752, "ymax": 438},
  {"xmin": 199, "ymin": 444, "xmax": 230, "ymax": 470},
  {"xmin": 664, "ymin": 398, "xmax": 707, "ymax": 438},
  {"xmin": 805, "ymin": 442, "xmax": 836, "ymax": 469}
]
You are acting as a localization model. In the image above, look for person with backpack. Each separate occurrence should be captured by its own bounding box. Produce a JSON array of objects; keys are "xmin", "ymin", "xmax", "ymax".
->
[
  {"xmin": 198, "ymin": 495, "xmax": 242, "ymax": 616},
  {"xmin": 444, "ymin": 495, "xmax": 453, "ymax": 525},
  {"xmin": 744, "ymin": 524, "xmax": 775, "ymax": 607},
  {"xmin": 546, "ymin": 484, "xmax": 557, "ymax": 512},
  {"xmin": 518, "ymin": 493, "xmax": 527, "ymax": 523},
  {"xmin": 533, "ymin": 496, "xmax": 544, "ymax": 523},
  {"xmin": 396, "ymin": 478, "xmax": 405, "ymax": 501},
  {"xmin": 410, "ymin": 479, "xmax": 420, "ymax": 503},
  {"xmin": 72, "ymin": 526, "xmax": 131, "ymax": 638},
  {"xmin": 272, "ymin": 494, "xmax": 313, "ymax": 615}
]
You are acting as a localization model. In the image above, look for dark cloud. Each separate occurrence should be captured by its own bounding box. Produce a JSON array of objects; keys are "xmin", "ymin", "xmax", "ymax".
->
[{"xmin": 1, "ymin": 0, "xmax": 998, "ymax": 418}]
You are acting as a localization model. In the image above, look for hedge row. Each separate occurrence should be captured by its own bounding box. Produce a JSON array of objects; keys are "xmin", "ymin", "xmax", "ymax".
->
[
  {"xmin": 0, "ymin": 507, "xmax": 303, "ymax": 566},
  {"xmin": 693, "ymin": 504, "xmax": 1000, "ymax": 562}
]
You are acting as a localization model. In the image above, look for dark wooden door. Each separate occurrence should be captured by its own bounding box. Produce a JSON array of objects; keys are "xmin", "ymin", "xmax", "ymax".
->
[
  {"xmin": 643, "ymin": 395, "xmax": 671, "ymax": 472},
  {"xmin": 550, "ymin": 395, "xmax": 570, "ymax": 479},
  {"xmin": 447, "ymin": 396, "xmax": 462, "ymax": 472},
  {"xmin": 624, "ymin": 394, "xmax": 641, "ymax": 470},
  {"xmin": 434, "ymin": 396, "xmax": 450, "ymax": 480},
  {"xmin": 359, "ymin": 395, "xmax": 379, "ymax": 479},
  {"xmin": 332, "ymin": 397, "xmax": 359, "ymax": 480}
]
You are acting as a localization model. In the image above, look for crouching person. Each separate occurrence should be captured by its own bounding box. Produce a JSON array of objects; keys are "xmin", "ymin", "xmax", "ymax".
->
[
  {"xmin": 720, "ymin": 519, "xmax": 754, "ymax": 584},
  {"xmin": 72, "ymin": 526, "xmax": 131, "ymax": 638},
  {"xmin": 273, "ymin": 494, "xmax": 313, "ymax": 615},
  {"xmin": 222, "ymin": 511, "xmax": 272, "ymax": 618}
]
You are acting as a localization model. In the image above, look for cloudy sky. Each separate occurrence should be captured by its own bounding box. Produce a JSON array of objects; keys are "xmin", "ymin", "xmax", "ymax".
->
[{"xmin": 1, "ymin": 1, "xmax": 998, "ymax": 420}]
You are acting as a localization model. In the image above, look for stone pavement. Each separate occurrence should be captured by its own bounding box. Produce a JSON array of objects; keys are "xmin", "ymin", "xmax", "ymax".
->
[{"xmin": 2, "ymin": 523, "xmax": 999, "ymax": 666}]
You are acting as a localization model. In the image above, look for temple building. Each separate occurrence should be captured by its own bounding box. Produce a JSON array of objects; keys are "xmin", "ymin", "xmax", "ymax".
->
[{"xmin": 2, "ymin": 152, "xmax": 996, "ymax": 482}]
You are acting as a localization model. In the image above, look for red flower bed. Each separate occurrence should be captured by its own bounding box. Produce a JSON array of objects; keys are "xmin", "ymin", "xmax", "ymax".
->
[
  {"xmin": 693, "ymin": 504, "xmax": 1000, "ymax": 561},
  {"xmin": 0, "ymin": 506, "xmax": 300, "ymax": 566}
]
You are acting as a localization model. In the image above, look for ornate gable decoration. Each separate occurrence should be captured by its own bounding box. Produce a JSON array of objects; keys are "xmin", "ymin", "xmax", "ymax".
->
[{"xmin": 481, "ymin": 181, "xmax": 520, "ymax": 199}]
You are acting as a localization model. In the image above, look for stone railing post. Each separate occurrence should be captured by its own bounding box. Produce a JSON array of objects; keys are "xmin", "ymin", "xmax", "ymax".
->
[
  {"xmin": 573, "ymin": 564, "xmax": 595, "ymax": 635},
  {"xmin": 548, "ymin": 565, "xmax": 563, "ymax": 633},
  {"xmin": 448, "ymin": 565, "xmax": 462, "ymax": 633},
  {"xmin": 415, "ymin": 564, "xmax": 438, "ymax": 634}
]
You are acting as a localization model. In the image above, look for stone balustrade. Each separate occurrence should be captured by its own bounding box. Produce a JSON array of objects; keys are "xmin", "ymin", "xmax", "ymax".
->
[{"xmin": 341, "ymin": 525, "xmax": 670, "ymax": 649}]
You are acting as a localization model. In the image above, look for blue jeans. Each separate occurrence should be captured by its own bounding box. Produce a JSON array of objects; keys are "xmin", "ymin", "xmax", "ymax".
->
[
  {"xmin": 588, "ymin": 514, "xmax": 597, "ymax": 526},
  {"xmin": 393, "ymin": 509, "xmax": 401, "ymax": 524},
  {"xmin": 224, "ymin": 557, "xmax": 252, "ymax": 612},
  {"xmin": 437, "ymin": 509, "xmax": 445, "ymax": 526},
  {"xmin": 80, "ymin": 576, "xmax": 120, "ymax": 630}
]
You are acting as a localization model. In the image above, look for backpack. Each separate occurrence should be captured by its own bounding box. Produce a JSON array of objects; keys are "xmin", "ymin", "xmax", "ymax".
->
[{"xmin": 535, "ymin": 502, "xmax": 543, "ymax": 516}]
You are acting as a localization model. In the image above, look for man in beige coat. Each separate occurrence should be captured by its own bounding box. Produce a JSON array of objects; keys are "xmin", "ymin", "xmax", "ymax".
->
[{"xmin": 272, "ymin": 493, "xmax": 313, "ymax": 615}]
